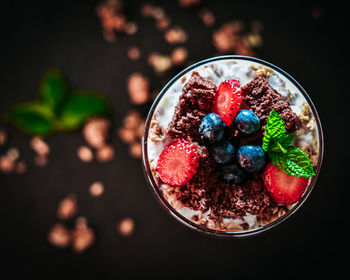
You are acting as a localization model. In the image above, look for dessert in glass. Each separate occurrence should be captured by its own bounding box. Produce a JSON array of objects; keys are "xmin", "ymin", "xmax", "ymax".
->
[{"xmin": 142, "ymin": 55, "xmax": 323, "ymax": 237}]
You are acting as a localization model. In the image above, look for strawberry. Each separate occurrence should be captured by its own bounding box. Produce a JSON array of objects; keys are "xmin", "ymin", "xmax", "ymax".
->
[
  {"xmin": 211, "ymin": 79, "xmax": 242, "ymax": 127},
  {"xmin": 263, "ymin": 162, "xmax": 309, "ymax": 205},
  {"xmin": 156, "ymin": 140, "xmax": 199, "ymax": 186}
]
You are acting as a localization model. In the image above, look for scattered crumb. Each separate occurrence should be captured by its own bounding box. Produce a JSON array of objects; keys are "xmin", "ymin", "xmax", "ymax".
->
[
  {"xmin": 118, "ymin": 127, "xmax": 136, "ymax": 144},
  {"xmin": 57, "ymin": 194, "xmax": 78, "ymax": 220},
  {"xmin": 164, "ymin": 27, "xmax": 188, "ymax": 44},
  {"xmin": 117, "ymin": 217, "xmax": 135, "ymax": 236},
  {"xmin": 247, "ymin": 33, "xmax": 263, "ymax": 48},
  {"xmin": 72, "ymin": 217, "xmax": 95, "ymax": 253},
  {"xmin": 198, "ymin": 9, "xmax": 215, "ymax": 26},
  {"xmin": 6, "ymin": 147, "xmax": 20, "ymax": 162},
  {"xmin": 171, "ymin": 47, "xmax": 188, "ymax": 65},
  {"xmin": 82, "ymin": 118, "xmax": 110, "ymax": 149},
  {"xmin": 156, "ymin": 17, "xmax": 171, "ymax": 30},
  {"xmin": 127, "ymin": 46, "xmax": 141, "ymax": 60},
  {"xmin": 129, "ymin": 142, "xmax": 142, "ymax": 158},
  {"xmin": 0, "ymin": 155, "xmax": 14, "ymax": 173},
  {"xmin": 96, "ymin": 144, "xmax": 115, "ymax": 162},
  {"xmin": 0, "ymin": 129, "xmax": 6, "ymax": 146},
  {"xmin": 124, "ymin": 21, "xmax": 138, "ymax": 35},
  {"xmin": 178, "ymin": 0, "xmax": 201, "ymax": 7},
  {"xmin": 119, "ymin": 111, "xmax": 145, "ymax": 158},
  {"xmin": 141, "ymin": 3, "xmax": 155, "ymax": 17},
  {"xmin": 89, "ymin": 181, "xmax": 105, "ymax": 197},
  {"xmin": 77, "ymin": 146, "xmax": 94, "ymax": 162},
  {"xmin": 148, "ymin": 53, "xmax": 172, "ymax": 73},
  {"xmin": 123, "ymin": 111, "xmax": 142, "ymax": 129},
  {"xmin": 15, "ymin": 160, "xmax": 27, "ymax": 174},
  {"xmin": 213, "ymin": 21, "xmax": 255, "ymax": 56},
  {"xmin": 30, "ymin": 137, "xmax": 50, "ymax": 156},
  {"xmin": 127, "ymin": 73, "xmax": 150, "ymax": 105},
  {"xmin": 96, "ymin": 0, "xmax": 126, "ymax": 42},
  {"xmin": 48, "ymin": 223, "xmax": 72, "ymax": 248},
  {"xmin": 34, "ymin": 155, "xmax": 48, "ymax": 167}
]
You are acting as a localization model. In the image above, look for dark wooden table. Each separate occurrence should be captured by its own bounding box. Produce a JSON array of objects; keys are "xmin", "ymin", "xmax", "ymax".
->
[{"xmin": 0, "ymin": 0, "xmax": 346, "ymax": 278}]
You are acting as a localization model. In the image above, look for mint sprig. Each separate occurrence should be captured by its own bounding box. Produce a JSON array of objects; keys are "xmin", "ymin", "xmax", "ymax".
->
[
  {"xmin": 262, "ymin": 110, "xmax": 315, "ymax": 178},
  {"xmin": 3, "ymin": 69, "xmax": 111, "ymax": 136}
]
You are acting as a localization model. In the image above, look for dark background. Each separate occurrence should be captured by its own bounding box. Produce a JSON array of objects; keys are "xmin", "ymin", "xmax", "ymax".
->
[{"xmin": 0, "ymin": 0, "xmax": 347, "ymax": 278}]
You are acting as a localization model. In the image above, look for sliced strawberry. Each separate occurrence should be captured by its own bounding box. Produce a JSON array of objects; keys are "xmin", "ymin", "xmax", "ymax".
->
[
  {"xmin": 156, "ymin": 140, "xmax": 199, "ymax": 186},
  {"xmin": 263, "ymin": 162, "xmax": 309, "ymax": 205},
  {"xmin": 211, "ymin": 79, "xmax": 242, "ymax": 127}
]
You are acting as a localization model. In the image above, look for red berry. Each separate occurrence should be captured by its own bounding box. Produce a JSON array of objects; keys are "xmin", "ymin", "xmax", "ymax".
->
[
  {"xmin": 263, "ymin": 162, "xmax": 309, "ymax": 205},
  {"xmin": 156, "ymin": 140, "xmax": 199, "ymax": 186},
  {"xmin": 211, "ymin": 79, "xmax": 242, "ymax": 127}
]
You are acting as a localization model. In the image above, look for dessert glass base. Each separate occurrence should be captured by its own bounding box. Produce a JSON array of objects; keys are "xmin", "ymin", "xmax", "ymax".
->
[{"xmin": 142, "ymin": 55, "xmax": 324, "ymax": 237}]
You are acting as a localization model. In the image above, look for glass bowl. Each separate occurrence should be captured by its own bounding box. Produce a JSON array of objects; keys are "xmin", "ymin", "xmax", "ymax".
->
[{"xmin": 142, "ymin": 55, "xmax": 324, "ymax": 237}]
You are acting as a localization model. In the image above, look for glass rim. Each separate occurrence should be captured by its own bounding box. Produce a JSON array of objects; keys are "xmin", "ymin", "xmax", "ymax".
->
[{"xmin": 142, "ymin": 55, "xmax": 324, "ymax": 238}]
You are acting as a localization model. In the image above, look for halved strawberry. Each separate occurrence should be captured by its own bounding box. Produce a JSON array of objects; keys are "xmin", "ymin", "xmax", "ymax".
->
[
  {"xmin": 263, "ymin": 162, "xmax": 309, "ymax": 205},
  {"xmin": 156, "ymin": 140, "xmax": 199, "ymax": 186},
  {"xmin": 211, "ymin": 79, "xmax": 242, "ymax": 127}
]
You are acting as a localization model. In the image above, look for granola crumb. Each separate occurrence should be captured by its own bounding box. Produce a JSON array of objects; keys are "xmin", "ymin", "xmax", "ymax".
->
[
  {"xmin": 124, "ymin": 21, "xmax": 138, "ymax": 35},
  {"xmin": 57, "ymin": 194, "xmax": 78, "ymax": 220},
  {"xmin": 96, "ymin": 0, "xmax": 126, "ymax": 42},
  {"xmin": 96, "ymin": 144, "xmax": 115, "ymax": 162},
  {"xmin": 118, "ymin": 127, "xmax": 136, "ymax": 143},
  {"xmin": 0, "ymin": 129, "xmax": 7, "ymax": 146},
  {"xmin": 127, "ymin": 73, "xmax": 150, "ymax": 105},
  {"xmin": 178, "ymin": 0, "xmax": 201, "ymax": 7},
  {"xmin": 82, "ymin": 118, "xmax": 110, "ymax": 149},
  {"xmin": 171, "ymin": 47, "xmax": 188, "ymax": 65},
  {"xmin": 30, "ymin": 137, "xmax": 50, "ymax": 156},
  {"xmin": 164, "ymin": 27, "xmax": 188, "ymax": 44},
  {"xmin": 6, "ymin": 147, "xmax": 20, "ymax": 162},
  {"xmin": 118, "ymin": 218, "xmax": 135, "ymax": 236},
  {"xmin": 129, "ymin": 142, "xmax": 142, "ymax": 158},
  {"xmin": 48, "ymin": 223, "xmax": 72, "ymax": 248},
  {"xmin": 213, "ymin": 21, "xmax": 255, "ymax": 56},
  {"xmin": 0, "ymin": 155, "xmax": 14, "ymax": 173},
  {"xmin": 34, "ymin": 155, "xmax": 48, "ymax": 167},
  {"xmin": 72, "ymin": 217, "xmax": 95, "ymax": 253},
  {"xmin": 15, "ymin": 160, "xmax": 27, "ymax": 174},
  {"xmin": 89, "ymin": 181, "xmax": 105, "ymax": 197},
  {"xmin": 127, "ymin": 46, "xmax": 141, "ymax": 60},
  {"xmin": 148, "ymin": 53, "xmax": 173, "ymax": 73},
  {"xmin": 156, "ymin": 17, "xmax": 171, "ymax": 30},
  {"xmin": 77, "ymin": 146, "xmax": 94, "ymax": 162},
  {"xmin": 198, "ymin": 9, "xmax": 215, "ymax": 26}
]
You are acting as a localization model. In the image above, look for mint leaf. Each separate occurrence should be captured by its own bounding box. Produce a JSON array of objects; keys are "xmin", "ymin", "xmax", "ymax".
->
[
  {"xmin": 262, "ymin": 110, "xmax": 286, "ymax": 152},
  {"xmin": 270, "ymin": 141, "xmax": 288, "ymax": 154},
  {"xmin": 39, "ymin": 69, "xmax": 68, "ymax": 113},
  {"xmin": 278, "ymin": 134, "xmax": 295, "ymax": 148},
  {"xmin": 269, "ymin": 147, "xmax": 315, "ymax": 177},
  {"xmin": 58, "ymin": 92, "xmax": 110, "ymax": 130},
  {"xmin": 4, "ymin": 102, "xmax": 55, "ymax": 136}
]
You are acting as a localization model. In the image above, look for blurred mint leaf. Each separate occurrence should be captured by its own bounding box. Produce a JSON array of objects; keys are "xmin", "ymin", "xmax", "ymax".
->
[
  {"xmin": 278, "ymin": 134, "xmax": 295, "ymax": 148},
  {"xmin": 58, "ymin": 92, "xmax": 111, "ymax": 130},
  {"xmin": 4, "ymin": 102, "xmax": 55, "ymax": 136},
  {"xmin": 39, "ymin": 69, "xmax": 68, "ymax": 113}
]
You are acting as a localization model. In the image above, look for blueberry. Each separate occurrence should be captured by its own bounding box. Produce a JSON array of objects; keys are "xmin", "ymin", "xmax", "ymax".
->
[
  {"xmin": 199, "ymin": 113, "xmax": 226, "ymax": 143},
  {"xmin": 234, "ymin": 110, "xmax": 260, "ymax": 135},
  {"xmin": 210, "ymin": 141, "xmax": 235, "ymax": 164},
  {"xmin": 237, "ymin": 145, "xmax": 265, "ymax": 173},
  {"xmin": 221, "ymin": 162, "xmax": 246, "ymax": 184}
]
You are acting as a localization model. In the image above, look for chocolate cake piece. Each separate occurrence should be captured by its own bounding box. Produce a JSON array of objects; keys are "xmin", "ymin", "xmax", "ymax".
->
[
  {"xmin": 242, "ymin": 75, "xmax": 301, "ymax": 132},
  {"xmin": 167, "ymin": 71, "xmax": 217, "ymax": 142}
]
